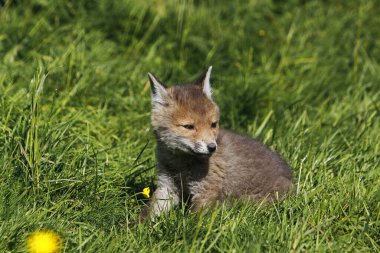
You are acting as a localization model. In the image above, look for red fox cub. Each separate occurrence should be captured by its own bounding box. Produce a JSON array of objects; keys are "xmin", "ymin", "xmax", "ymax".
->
[{"xmin": 139, "ymin": 66, "xmax": 292, "ymax": 222}]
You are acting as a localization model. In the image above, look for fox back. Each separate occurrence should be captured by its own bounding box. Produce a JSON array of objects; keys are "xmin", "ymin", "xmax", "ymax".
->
[{"xmin": 139, "ymin": 67, "xmax": 292, "ymax": 222}]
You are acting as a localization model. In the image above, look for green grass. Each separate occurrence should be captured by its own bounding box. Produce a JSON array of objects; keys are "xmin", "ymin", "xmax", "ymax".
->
[{"xmin": 1, "ymin": 0, "xmax": 379, "ymax": 252}]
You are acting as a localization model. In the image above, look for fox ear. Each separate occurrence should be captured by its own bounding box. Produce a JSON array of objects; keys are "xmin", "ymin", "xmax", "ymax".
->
[
  {"xmin": 196, "ymin": 66, "xmax": 213, "ymax": 99},
  {"xmin": 148, "ymin": 73, "xmax": 168, "ymax": 105}
]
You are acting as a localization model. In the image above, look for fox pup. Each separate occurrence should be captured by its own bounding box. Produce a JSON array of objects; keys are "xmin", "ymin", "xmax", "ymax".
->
[{"xmin": 139, "ymin": 66, "xmax": 292, "ymax": 222}]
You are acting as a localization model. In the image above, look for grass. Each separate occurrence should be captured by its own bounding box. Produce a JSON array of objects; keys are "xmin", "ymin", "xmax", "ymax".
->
[{"xmin": 1, "ymin": 0, "xmax": 379, "ymax": 252}]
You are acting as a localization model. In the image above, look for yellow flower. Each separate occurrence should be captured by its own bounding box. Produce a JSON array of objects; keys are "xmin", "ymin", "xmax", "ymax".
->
[
  {"xmin": 259, "ymin": 29, "xmax": 266, "ymax": 37},
  {"xmin": 27, "ymin": 230, "xmax": 62, "ymax": 253},
  {"xmin": 142, "ymin": 187, "xmax": 150, "ymax": 198}
]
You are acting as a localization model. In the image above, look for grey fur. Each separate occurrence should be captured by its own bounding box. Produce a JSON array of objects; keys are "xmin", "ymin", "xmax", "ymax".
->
[{"xmin": 139, "ymin": 69, "xmax": 292, "ymax": 222}]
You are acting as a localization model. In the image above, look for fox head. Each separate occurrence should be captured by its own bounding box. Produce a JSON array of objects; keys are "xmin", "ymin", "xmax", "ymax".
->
[{"xmin": 148, "ymin": 66, "xmax": 220, "ymax": 156}]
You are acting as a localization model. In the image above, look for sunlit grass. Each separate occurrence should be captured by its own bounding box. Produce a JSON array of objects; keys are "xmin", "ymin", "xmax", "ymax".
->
[{"xmin": 0, "ymin": 0, "xmax": 379, "ymax": 252}]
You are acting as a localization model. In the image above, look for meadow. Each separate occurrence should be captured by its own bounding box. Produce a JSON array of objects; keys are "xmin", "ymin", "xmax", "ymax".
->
[{"xmin": 0, "ymin": 0, "xmax": 379, "ymax": 252}]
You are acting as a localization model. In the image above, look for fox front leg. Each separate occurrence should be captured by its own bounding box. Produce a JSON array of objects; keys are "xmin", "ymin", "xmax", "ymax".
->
[
  {"xmin": 139, "ymin": 175, "xmax": 180, "ymax": 222},
  {"xmin": 190, "ymin": 192, "xmax": 220, "ymax": 212}
]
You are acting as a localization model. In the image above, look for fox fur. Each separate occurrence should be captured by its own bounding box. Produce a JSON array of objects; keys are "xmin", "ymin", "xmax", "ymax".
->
[{"xmin": 139, "ymin": 66, "xmax": 292, "ymax": 222}]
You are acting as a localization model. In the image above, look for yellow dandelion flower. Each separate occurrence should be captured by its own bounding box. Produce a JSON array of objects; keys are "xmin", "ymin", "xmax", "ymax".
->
[
  {"xmin": 27, "ymin": 230, "xmax": 62, "ymax": 253},
  {"xmin": 142, "ymin": 187, "xmax": 150, "ymax": 198},
  {"xmin": 259, "ymin": 29, "xmax": 266, "ymax": 37}
]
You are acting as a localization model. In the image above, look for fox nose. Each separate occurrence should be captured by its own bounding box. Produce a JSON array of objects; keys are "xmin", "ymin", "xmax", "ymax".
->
[{"xmin": 207, "ymin": 143, "xmax": 217, "ymax": 153}]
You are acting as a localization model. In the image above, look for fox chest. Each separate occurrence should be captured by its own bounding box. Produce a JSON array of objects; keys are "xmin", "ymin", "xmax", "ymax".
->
[{"xmin": 167, "ymin": 161, "xmax": 225, "ymax": 202}]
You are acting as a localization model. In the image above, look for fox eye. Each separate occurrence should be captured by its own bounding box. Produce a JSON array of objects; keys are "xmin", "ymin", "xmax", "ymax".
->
[
  {"xmin": 182, "ymin": 124, "xmax": 195, "ymax": 130},
  {"xmin": 211, "ymin": 121, "xmax": 218, "ymax": 128}
]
